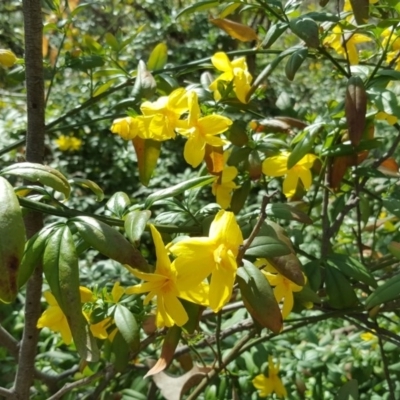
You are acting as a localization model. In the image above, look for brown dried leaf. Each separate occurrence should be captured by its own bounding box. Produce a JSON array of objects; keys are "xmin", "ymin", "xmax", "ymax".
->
[
  {"xmin": 204, "ymin": 145, "xmax": 224, "ymax": 174},
  {"xmin": 152, "ymin": 366, "xmax": 212, "ymax": 400},
  {"xmin": 345, "ymin": 76, "xmax": 367, "ymax": 147},
  {"xmin": 210, "ymin": 18, "xmax": 258, "ymax": 42}
]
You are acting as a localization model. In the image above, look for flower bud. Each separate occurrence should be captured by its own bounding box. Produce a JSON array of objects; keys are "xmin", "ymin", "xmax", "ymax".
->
[{"xmin": 0, "ymin": 49, "xmax": 17, "ymax": 68}]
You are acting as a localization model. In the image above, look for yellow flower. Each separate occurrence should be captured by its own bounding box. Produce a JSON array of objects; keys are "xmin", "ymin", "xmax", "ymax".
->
[
  {"xmin": 323, "ymin": 25, "xmax": 371, "ymax": 65},
  {"xmin": 110, "ymin": 116, "xmax": 153, "ymax": 140},
  {"xmin": 360, "ymin": 331, "xmax": 376, "ymax": 342},
  {"xmin": 375, "ymin": 111, "xmax": 398, "ymax": 125},
  {"xmin": 209, "ymin": 52, "xmax": 252, "ymax": 103},
  {"xmin": 170, "ymin": 210, "xmax": 243, "ymax": 312},
  {"xmin": 37, "ymin": 287, "xmax": 92, "ymax": 344},
  {"xmin": 255, "ymin": 258, "xmax": 304, "ymax": 319},
  {"xmin": 90, "ymin": 317, "xmax": 112, "ymax": 340},
  {"xmin": 252, "ymin": 356, "xmax": 287, "ymax": 398},
  {"xmin": 262, "ymin": 151, "xmax": 317, "ymax": 198},
  {"xmin": 344, "ymin": 0, "xmax": 378, "ymax": 22},
  {"xmin": 0, "ymin": 49, "xmax": 17, "ymax": 68},
  {"xmin": 55, "ymin": 135, "xmax": 82, "ymax": 151},
  {"xmin": 176, "ymin": 91, "xmax": 232, "ymax": 167},
  {"xmin": 211, "ymin": 152, "xmax": 238, "ymax": 209},
  {"xmin": 125, "ymin": 225, "xmax": 209, "ymax": 328},
  {"xmin": 140, "ymin": 88, "xmax": 188, "ymax": 140},
  {"xmin": 381, "ymin": 27, "xmax": 400, "ymax": 51}
]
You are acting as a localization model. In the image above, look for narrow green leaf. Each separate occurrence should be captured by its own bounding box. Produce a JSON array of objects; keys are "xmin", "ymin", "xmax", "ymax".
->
[
  {"xmin": 69, "ymin": 178, "xmax": 104, "ymax": 202},
  {"xmin": 175, "ymin": 0, "xmax": 219, "ymax": 19},
  {"xmin": 0, "ymin": 177, "xmax": 26, "ymax": 303},
  {"xmin": 124, "ymin": 210, "xmax": 151, "ymax": 243},
  {"xmin": 106, "ymin": 191, "xmax": 131, "ymax": 218},
  {"xmin": 132, "ymin": 137, "xmax": 161, "ymax": 187},
  {"xmin": 70, "ymin": 216, "xmax": 150, "ymax": 272},
  {"xmin": 266, "ymin": 203, "xmax": 313, "ymax": 224},
  {"xmin": 147, "ymin": 43, "xmax": 168, "ymax": 71},
  {"xmin": 145, "ymin": 175, "xmax": 215, "ymax": 209},
  {"xmin": 114, "ymin": 304, "xmax": 140, "ymax": 351},
  {"xmin": 230, "ymin": 180, "xmax": 251, "ymax": 215},
  {"xmin": 237, "ymin": 260, "xmax": 282, "ymax": 333},
  {"xmin": 58, "ymin": 227, "xmax": 99, "ymax": 361},
  {"xmin": 365, "ymin": 274, "xmax": 400, "ymax": 309},
  {"xmin": 18, "ymin": 223, "xmax": 60, "ymax": 288},
  {"xmin": 245, "ymin": 236, "xmax": 291, "ymax": 258},
  {"xmin": 285, "ymin": 48, "xmax": 308, "ymax": 81},
  {"xmin": 325, "ymin": 265, "xmax": 358, "ymax": 309},
  {"xmin": 261, "ymin": 22, "xmax": 288, "ymax": 48},
  {"xmin": 327, "ymin": 254, "xmax": 376, "ymax": 288},
  {"xmin": 1, "ymin": 162, "xmax": 70, "ymax": 199}
]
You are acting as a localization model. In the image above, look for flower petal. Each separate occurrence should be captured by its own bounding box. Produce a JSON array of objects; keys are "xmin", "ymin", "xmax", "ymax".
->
[
  {"xmin": 262, "ymin": 154, "xmax": 289, "ymax": 177},
  {"xmin": 209, "ymin": 266, "xmax": 235, "ymax": 312},
  {"xmin": 211, "ymin": 52, "xmax": 232, "ymax": 73},
  {"xmin": 184, "ymin": 133, "xmax": 206, "ymax": 168}
]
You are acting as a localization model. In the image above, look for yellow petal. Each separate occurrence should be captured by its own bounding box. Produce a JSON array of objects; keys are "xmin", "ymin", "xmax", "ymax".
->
[
  {"xmin": 111, "ymin": 282, "xmax": 125, "ymax": 303},
  {"xmin": 178, "ymin": 282, "xmax": 209, "ymax": 306},
  {"xmin": 198, "ymin": 115, "xmax": 232, "ymax": 136},
  {"xmin": 187, "ymin": 91, "xmax": 200, "ymax": 125},
  {"xmin": 262, "ymin": 154, "xmax": 289, "ymax": 177},
  {"xmin": 184, "ymin": 133, "xmax": 206, "ymax": 168},
  {"xmin": 209, "ymin": 266, "xmax": 236, "ymax": 312},
  {"xmin": 79, "ymin": 286, "xmax": 94, "ymax": 303},
  {"xmin": 162, "ymin": 292, "xmax": 188, "ymax": 326},
  {"xmin": 211, "ymin": 52, "xmax": 232, "ymax": 73},
  {"xmin": 209, "ymin": 210, "xmax": 243, "ymax": 248},
  {"xmin": 150, "ymin": 224, "xmax": 175, "ymax": 276},
  {"xmin": 233, "ymin": 68, "xmax": 251, "ymax": 103},
  {"xmin": 282, "ymin": 172, "xmax": 298, "ymax": 198},
  {"xmin": 295, "ymin": 167, "xmax": 313, "ymax": 190}
]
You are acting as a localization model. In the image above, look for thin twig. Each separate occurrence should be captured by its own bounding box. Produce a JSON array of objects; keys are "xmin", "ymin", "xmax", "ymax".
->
[
  {"xmin": 46, "ymin": 365, "xmax": 114, "ymax": 400},
  {"xmin": 0, "ymin": 387, "xmax": 13, "ymax": 399}
]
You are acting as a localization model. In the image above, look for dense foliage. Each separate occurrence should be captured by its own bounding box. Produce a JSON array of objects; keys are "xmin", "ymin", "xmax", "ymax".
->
[{"xmin": 1, "ymin": 0, "xmax": 400, "ymax": 399}]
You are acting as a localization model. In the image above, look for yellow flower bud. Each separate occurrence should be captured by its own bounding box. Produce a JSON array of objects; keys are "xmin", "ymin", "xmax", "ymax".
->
[{"xmin": 0, "ymin": 49, "xmax": 17, "ymax": 68}]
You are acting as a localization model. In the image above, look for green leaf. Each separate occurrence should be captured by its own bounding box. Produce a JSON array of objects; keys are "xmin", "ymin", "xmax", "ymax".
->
[
  {"xmin": 288, "ymin": 135, "xmax": 313, "ymax": 170},
  {"xmin": 175, "ymin": 0, "xmax": 219, "ymax": 19},
  {"xmin": 383, "ymin": 197, "xmax": 400, "ymax": 219},
  {"xmin": 325, "ymin": 265, "xmax": 358, "ymax": 309},
  {"xmin": 335, "ymin": 379, "xmax": 359, "ymax": 400},
  {"xmin": 289, "ymin": 17, "xmax": 320, "ymax": 48},
  {"xmin": 285, "ymin": 48, "xmax": 308, "ymax": 81},
  {"xmin": 261, "ymin": 22, "xmax": 288, "ymax": 48},
  {"xmin": 245, "ymin": 236, "xmax": 291, "ymax": 258},
  {"xmin": 321, "ymin": 138, "xmax": 383, "ymax": 157},
  {"xmin": 124, "ymin": 210, "xmax": 151, "ymax": 244},
  {"xmin": 69, "ymin": 178, "xmax": 104, "ymax": 201},
  {"xmin": 114, "ymin": 304, "xmax": 140, "ymax": 351},
  {"xmin": 18, "ymin": 222, "xmax": 60, "ymax": 289},
  {"xmin": 365, "ymin": 274, "xmax": 400, "ymax": 309},
  {"xmin": 388, "ymin": 242, "xmax": 400, "ymax": 260},
  {"xmin": 145, "ymin": 175, "xmax": 215, "ymax": 209},
  {"xmin": 303, "ymin": 260, "xmax": 322, "ymax": 292},
  {"xmin": 237, "ymin": 260, "xmax": 282, "ymax": 333},
  {"xmin": 370, "ymin": 89, "xmax": 400, "ymax": 118},
  {"xmin": 1, "ymin": 162, "xmax": 71, "ymax": 199},
  {"xmin": 147, "ymin": 43, "xmax": 168, "ymax": 71},
  {"xmin": 70, "ymin": 216, "xmax": 149, "ymax": 272},
  {"xmin": 230, "ymin": 179, "xmax": 251, "ymax": 215},
  {"xmin": 57, "ymin": 227, "xmax": 99, "ymax": 361},
  {"xmin": 132, "ymin": 137, "xmax": 161, "ymax": 187},
  {"xmin": 132, "ymin": 60, "xmax": 157, "ymax": 99},
  {"xmin": 111, "ymin": 331, "xmax": 130, "ymax": 372},
  {"xmin": 105, "ymin": 32, "xmax": 120, "ymax": 51},
  {"xmin": 266, "ymin": 203, "xmax": 313, "ymax": 224},
  {"xmin": 42, "ymin": 226, "xmax": 98, "ymax": 361},
  {"xmin": 106, "ymin": 191, "xmax": 131, "ymax": 218},
  {"xmin": 327, "ymin": 254, "xmax": 376, "ymax": 288},
  {"xmin": 0, "ymin": 177, "xmax": 26, "ymax": 303}
]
